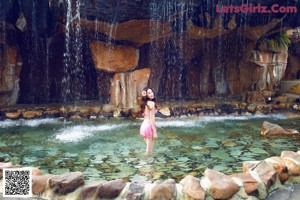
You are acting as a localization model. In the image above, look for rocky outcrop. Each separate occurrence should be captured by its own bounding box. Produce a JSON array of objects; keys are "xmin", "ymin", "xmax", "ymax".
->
[
  {"xmin": 0, "ymin": 44, "xmax": 22, "ymax": 106},
  {"xmin": 260, "ymin": 121, "xmax": 299, "ymax": 136},
  {"xmin": 110, "ymin": 68, "xmax": 151, "ymax": 110},
  {"xmin": 90, "ymin": 40, "xmax": 139, "ymax": 72}
]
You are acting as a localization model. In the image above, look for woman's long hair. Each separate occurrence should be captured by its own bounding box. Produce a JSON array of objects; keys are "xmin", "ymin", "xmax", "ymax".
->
[{"xmin": 140, "ymin": 87, "xmax": 157, "ymax": 114}]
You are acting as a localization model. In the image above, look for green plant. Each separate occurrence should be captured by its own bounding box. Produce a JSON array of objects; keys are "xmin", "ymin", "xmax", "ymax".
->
[{"xmin": 260, "ymin": 31, "xmax": 291, "ymax": 51}]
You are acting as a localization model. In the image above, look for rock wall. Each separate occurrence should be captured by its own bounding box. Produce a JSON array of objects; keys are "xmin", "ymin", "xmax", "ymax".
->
[
  {"xmin": 0, "ymin": 34, "xmax": 22, "ymax": 106},
  {"xmin": 0, "ymin": 0, "xmax": 299, "ymax": 105}
]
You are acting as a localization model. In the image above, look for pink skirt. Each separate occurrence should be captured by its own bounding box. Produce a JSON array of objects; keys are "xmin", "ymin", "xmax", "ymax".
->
[{"xmin": 140, "ymin": 120, "xmax": 156, "ymax": 138}]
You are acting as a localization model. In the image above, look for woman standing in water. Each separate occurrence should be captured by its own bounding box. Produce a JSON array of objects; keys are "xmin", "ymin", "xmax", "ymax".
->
[{"xmin": 140, "ymin": 87, "xmax": 157, "ymax": 157}]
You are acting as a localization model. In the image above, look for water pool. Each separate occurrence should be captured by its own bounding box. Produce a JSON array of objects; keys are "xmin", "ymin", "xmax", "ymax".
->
[{"xmin": 0, "ymin": 115, "xmax": 299, "ymax": 183}]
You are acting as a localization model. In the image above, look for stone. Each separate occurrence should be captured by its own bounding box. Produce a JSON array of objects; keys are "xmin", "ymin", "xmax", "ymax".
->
[
  {"xmin": 180, "ymin": 175, "xmax": 205, "ymax": 200},
  {"xmin": 32, "ymin": 174, "xmax": 54, "ymax": 196},
  {"xmin": 247, "ymin": 103, "xmax": 257, "ymax": 113},
  {"xmin": 90, "ymin": 40, "xmax": 139, "ymax": 72},
  {"xmin": 150, "ymin": 179, "xmax": 177, "ymax": 200},
  {"xmin": 102, "ymin": 104, "xmax": 115, "ymax": 114},
  {"xmin": 281, "ymin": 151, "xmax": 300, "ymax": 165},
  {"xmin": 202, "ymin": 169, "xmax": 240, "ymax": 199},
  {"xmin": 159, "ymin": 107, "xmax": 171, "ymax": 117},
  {"xmin": 251, "ymin": 161, "xmax": 277, "ymax": 189},
  {"xmin": 243, "ymin": 161, "xmax": 260, "ymax": 173},
  {"xmin": 90, "ymin": 106, "xmax": 101, "ymax": 114},
  {"xmin": 22, "ymin": 110, "xmax": 43, "ymax": 119},
  {"xmin": 231, "ymin": 173, "xmax": 259, "ymax": 196},
  {"xmin": 48, "ymin": 172, "xmax": 84, "ymax": 195},
  {"xmin": 5, "ymin": 111, "xmax": 21, "ymax": 119},
  {"xmin": 79, "ymin": 19, "xmax": 171, "ymax": 45},
  {"xmin": 70, "ymin": 115, "xmax": 82, "ymax": 121},
  {"xmin": 110, "ymin": 68, "xmax": 151, "ymax": 108},
  {"xmin": 260, "ymin": 121, "xmax": 299, "ymax": 136},
  {"xmin": 126, "ymin": 182, "xmax": 145, "ymax": 200},
  {"xmin": 271, "ymin": 156, "xmax": 300, "ymax": 174},
  {"xmin": 96, "ymin": 179, "xmax": 127, "ymax": 199},
  {"xmin": 78, "ymin": 181, "xmax": 104, "ymax": 200},
  {"xmin": 59, "ymin": 107, "xmax": 69, "ymax": 116},
  {"xmin": 79, "ymin": 106, "xmax": 91, "ymax": 116}
]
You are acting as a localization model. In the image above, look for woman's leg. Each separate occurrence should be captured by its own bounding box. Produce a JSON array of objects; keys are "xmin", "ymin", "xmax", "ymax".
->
[{"xmin": 145, "ymin": 138, "xmax": 153, "ymax": 156}]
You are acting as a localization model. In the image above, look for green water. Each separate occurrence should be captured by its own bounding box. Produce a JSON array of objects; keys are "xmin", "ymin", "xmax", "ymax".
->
[{"xmin": 0, "ymin": 115, "xmax": 299, "ymax": 182}]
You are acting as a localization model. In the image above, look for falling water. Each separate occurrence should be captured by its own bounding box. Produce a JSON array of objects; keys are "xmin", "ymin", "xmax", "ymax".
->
[{"xmin": 62, "ymin": 0, "xmax": 84, "ymax": 102}]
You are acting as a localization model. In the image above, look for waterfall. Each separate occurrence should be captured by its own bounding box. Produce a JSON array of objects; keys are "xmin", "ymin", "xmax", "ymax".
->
[{"xmin": 62, "ymin": 0, "xmax": 84, "ymax": 102}]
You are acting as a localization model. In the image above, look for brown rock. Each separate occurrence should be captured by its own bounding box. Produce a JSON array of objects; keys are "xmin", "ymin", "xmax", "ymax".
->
[
  {"xmin": 203, "ymin": 169, "xmax": 240, "ymax": 199},
  {"xmin": 90, "ymin": 106, "xmax": 101, "ymax": 115},
  {"xmin": 96, "ymin": 179, "xmax": 127, "ymax": 199},
  {"xmin": 78, "ymin": 181, "xmax": 104, "ymax": 200},
  {"xmin": 180, "ymin": 175, "xmax": 205, "ymax": 200},
  {"xmin": 281, "ymin": 151, "xmax": 300, "ymax": 165},
  {"xmin": 247, "ymin": 103, "xmax": 257, "ymax": 113},
  {"xmin": 267, "ymin": 157, "xmax": 300, "ymax": 176},
  {"xmin": 231, "ymin": 173, "xmax": 259, "ymax": 196},
  {"xmin": 243, "ymin": 161, "xmax": 260, "ymax": 173},
  {"xmin": 90, "ymin": 40, "xmax": 139, "ymax": 72},
  {"xmin": 126, "ymin": 182, "xmax": 145, "ymax": 200},
  {"xmin": 251, "ymin": 161, "xmax": 277, "ymax": 189},
  {"xmin": 260, "ymin": 121, "xmax": 299, "ymax": 136},
  {"xmin": 79, "ymin": 19, "xmax": 172, "ymax": 45},
  {"xmin": 102, "ymin": 104, "xmax": 115, "ymax": 114},
  {"xmin": 49, "ymin": 172, "xmax": 84, "ymax": 195},
  {"xmin": 22, "ymin": 110, "xmax": 43, "ymax": 119},
  {"xmin": 5, "ymin": 111, "xmax": 21, "ymax": 119},
  {"xmin": 150, "ymin": 179, "xmax": 176, "ymax": 200},
  {"xmin": 272, "ymin": 162, "xmax": 289, "ymax": 183},
  {"xmin": 44, "ymin": 109, "xmax": 60, "ymax": 116},
  {"xmin": 79, "ymin": 106, "xmax": 91, "ymax": 116},
  {"xmin": 110, "ymin": 68, "xmax": 151, "ymax": 109},
  {"xmin": 70, "ymin": 115, "xmax": 82, "ymax": 121},
  {"xmin": 32, "ymin": 174, "xmax": 54, "ymax": 196},
  {"xmin": 159, "ymin": 107, "xmax": 171, "ymax": 117}
]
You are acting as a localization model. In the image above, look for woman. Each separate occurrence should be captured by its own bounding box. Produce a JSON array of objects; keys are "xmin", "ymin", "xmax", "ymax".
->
[{"xmin": 140, "ymin": 87, "xmax": 157, "ymax": 157}]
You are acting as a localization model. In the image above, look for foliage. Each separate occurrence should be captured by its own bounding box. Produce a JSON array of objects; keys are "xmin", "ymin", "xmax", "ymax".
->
[{"xmin": 260, "ymin": 31, "xmax": 291, "ymax": 51}]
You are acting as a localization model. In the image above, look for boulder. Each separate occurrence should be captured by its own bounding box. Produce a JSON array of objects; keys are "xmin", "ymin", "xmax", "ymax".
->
[
  {"xmin": 22, "ymin": 110, "xmax": 43, "ymax": 119},
  {"xmin": 96, "ymin": 179, "xmax": 127, "ymax": 199},
  {"xmin": 231, "ymin": 173, "xmax": 259, "ymax": 196},
  {"xmin": 159, "ymin": 107, "xmax": 171, "ymax": 117},
  {"xmin": 180, "ymin": 175, "xmax": 205, "ymax": 200},
  {"xmin": 260, "ymin": 121, "xmax": 299, "ymax": 136},
  {"xmin": 48, "ymin": 172, "xmax": 84, "ymax": 195},
  {"xmin": 266, "ymin": 157, "xmax": 300, "ymax": 176},
  {"xmin": 243, "ymin": 161, "xmax": 260, "ymax": 173},
  {"xmin": 110, "ymin": 68, "xmax": 151, "ymax": 109},
  {"xmin": 5, "ymin": 111, "xmax": 21, "ymax": 119},
  {"xmin": 281, "ymin": 151, "xmax": 300, "ymax": 165},
  {"xmin": 32, "ymin": 174, "xmax": 54, "ymax": 196},
  {"xmin": 150, "ymin": 179, "xmax": 177, "ymax": 200},
  {"xmin": 126, "ymin": 182, "xmax": 145, "ymax": 200},
  {"xmin": 78, "ymin": 181, "xmax": 104, "ymax": 200},
  {"xmin": 201, "ymin": 169, "xmax": 240, "ymax": 199},
  {"xmin": 251, "ymin": 161, "xmax": 277, "ymax": 189},
  {"xmin": 90, "ymin": 40, "xmax": 139, "ymax": 72}
]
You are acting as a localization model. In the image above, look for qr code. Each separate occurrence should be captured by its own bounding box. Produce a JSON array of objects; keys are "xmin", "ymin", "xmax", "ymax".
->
[{"xmin": 3, "ymin": 168, "xmax": 32, "ymax": 197}]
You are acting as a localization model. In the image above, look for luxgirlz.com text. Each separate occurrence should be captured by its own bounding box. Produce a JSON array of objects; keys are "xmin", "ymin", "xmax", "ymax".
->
[{"xmin": 216, "ymin": 4, "xmax": 297, "ymax": 13}]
